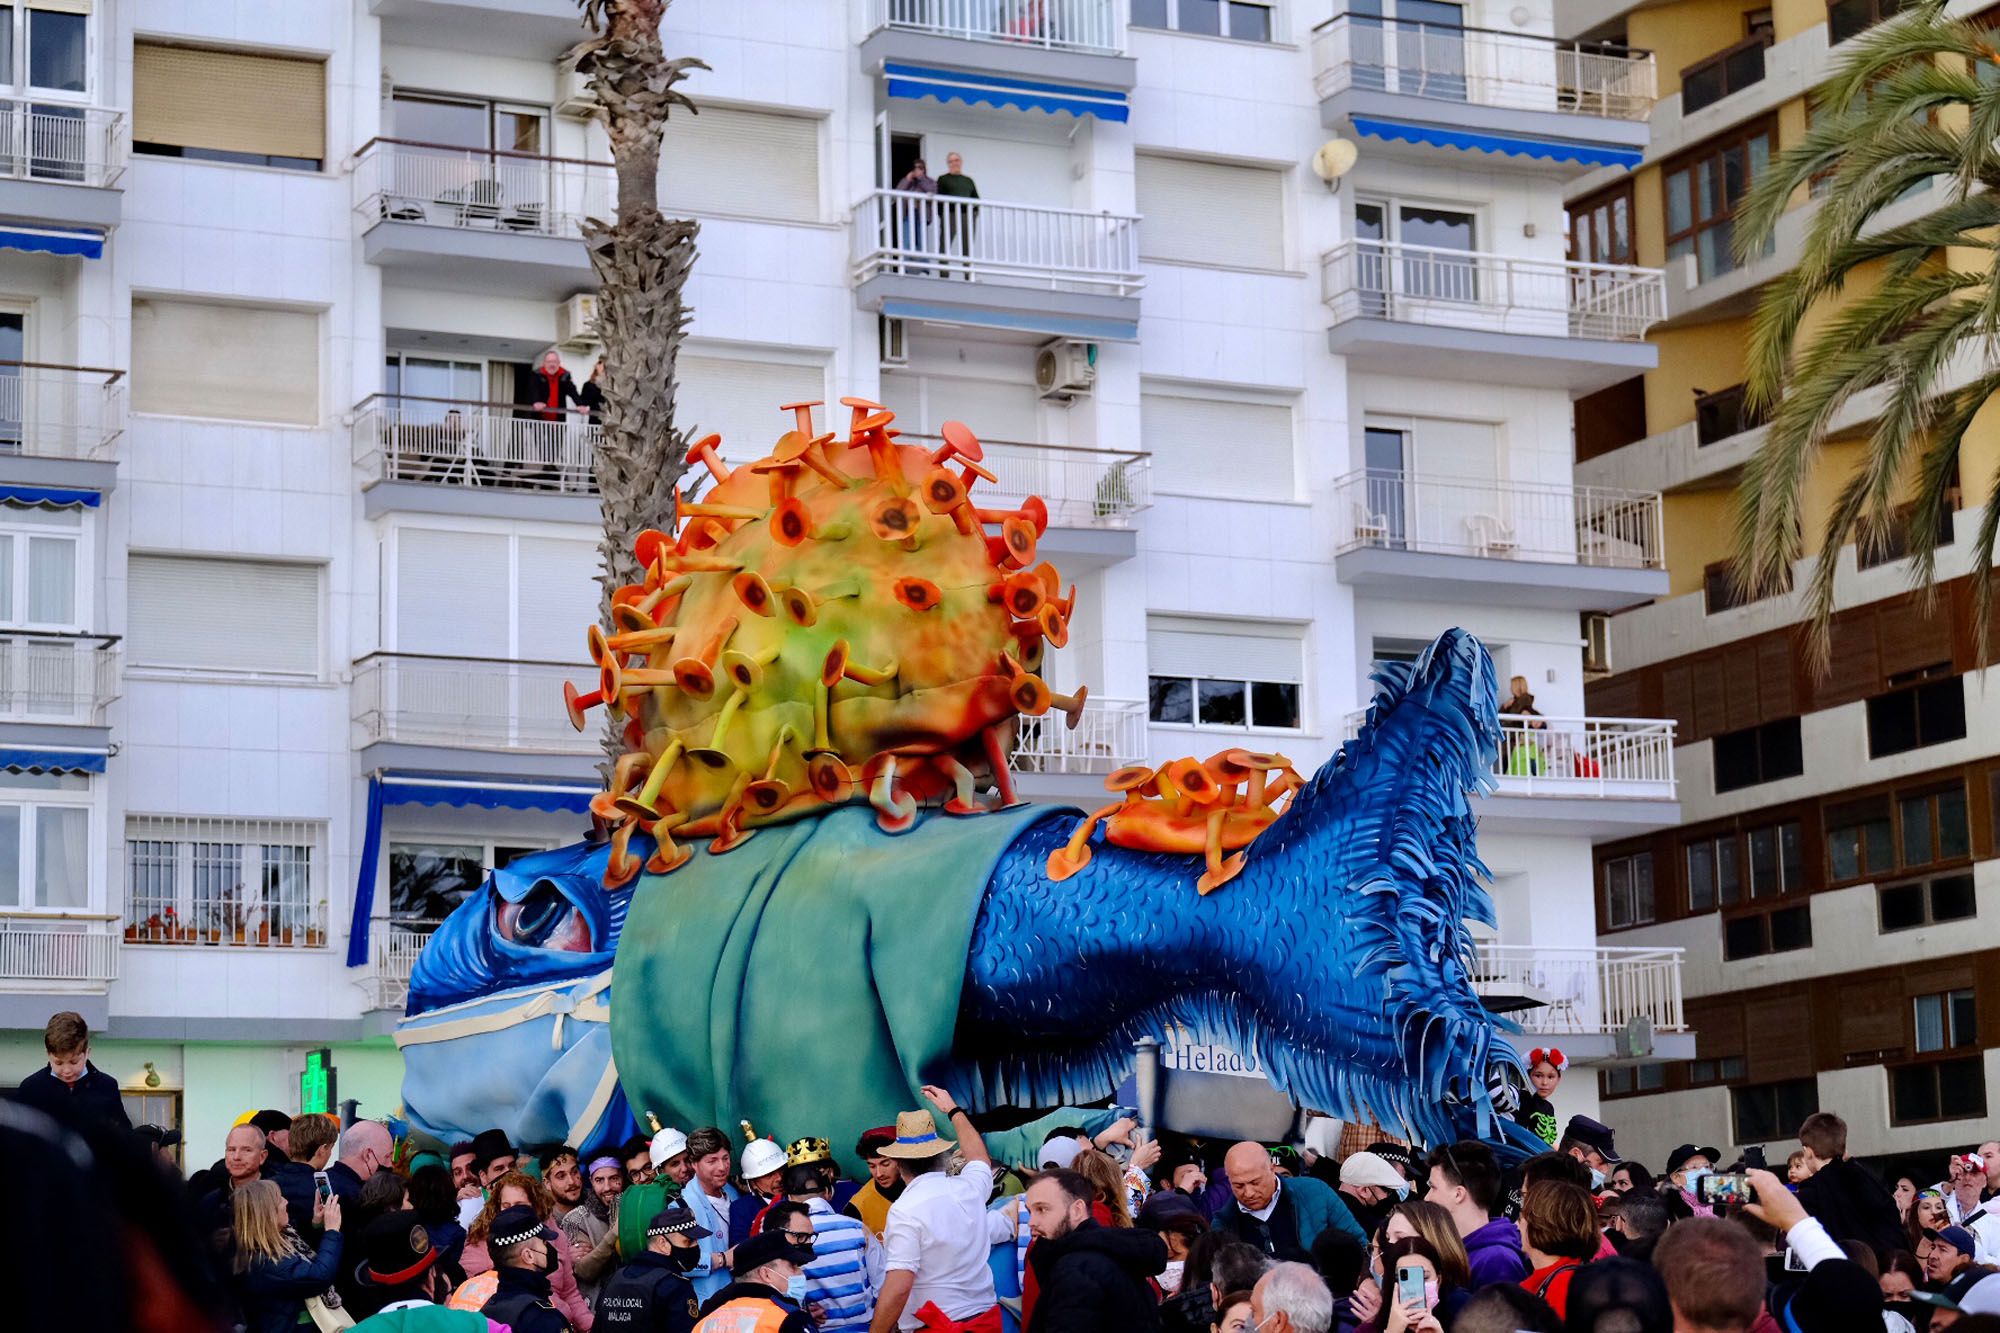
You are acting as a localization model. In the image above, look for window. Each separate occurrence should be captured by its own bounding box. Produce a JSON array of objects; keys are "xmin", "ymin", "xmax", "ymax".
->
[
  {"xmin": 1601, "ymin": 1064, "xmax": 1667, "ymax": 1096},
  {"xmin": 1712, "ymin": 717, "xmax": 1803, "ymax": 793},
  {"xmin": 1603, "ymin": 851, "xmax": 1655, "ymax": 928},
  {"xmin": 1352, "ymin": 199, "xmax": 1479, "ymax": 309},
  {"xmin": 1147, "ymin": 615, "xmax": 1303, "ymax": 730},
  {"xmin": 677, "ymin": 355, "xmax": 827, "ymax": 462},
  {"xmin": 1569, "ymin": 182, "xmax": 1635, "ymax": 266},
  {"xmin": 394, "ymin": 527, "xmax": 597, "ymax": 662},
  {"xmin": 1130, "ymin": 0, "xmax": 1277, "ymax": 42},
  {"xmin": 127, "ymin": 555, "xmax": 321, "ymax": 677},
  {"xmin": 122, "ymin": 1090, "xmax": 182, "ymax": 1165},
  {"xmin": 1899, "ymin": 784, "xmax": 1969, "ymax": 868},
  {"xmin": 1141, "ymin": 388, "xmax": 1295, "ymax": 501},
  {"xmin": 0, "ymin": 4, "xmax": 87, "ymax": 96},
  {"xmin": 1733, "ymin": 1077, "xmax": 1818, "ymax": 1141},
  {"xmin": 1664, "ymin": 120, "xmax": 1777, "ymax": 283},
  {"xmin": 1890, "ymin": 1056, "xmax": 1985, "ymax": 1125},
  {"xmin": 1694, "ymin": 384, "xmax": 1771, "ymax": 446},
  {"xmin": 391, "ymin": 92, "xmax": 547, "ymax": 156},
  {"xmin": 1829, "ymin": 0, "xmax": 1910, "ymax": 44},
  {"xmin": 0, "ymin": 769, "xmax": 89, "ymax": 911},
  {"xmin": 133, "ymin": 41, "xmax": 325, "ymax": 171},
  {"xmin": 1723, "ymin": 903, "xmax": 1812, "ymax": 959},
  {"xmin": 1704, "ymin": 557, "xmax": 1788, "ymax": 612},
  {"xmin": 0, "ymin": 503, "xmax": 79, "ymax": 630},
  {"xmin": 1914, "ymin": 989, "xmax": 1976, "ymax": 1054},
  {"xmin": 1878, "ymin": 872, "xmax": 1976, "ymax": 932},
  {"xmin": 1866, "ymin": 669, "xmax": 1966, "ymax": 757},
  {"xmin": 124, "ymin": 817, "xmax": 323, "ymax": 947},
  {"xmin": 1685, "ymin": 833, "xmax": 1742, "ymax": 911},
  {"xmin": 388, "ymin": 840, "xmax": 544, "ymax": 926},
  {"xmin": 131, "ymin": 297, "xmax": 320, "ymax": 426},
  {"xmin": 1689, "ymin": 1055, "xmax": 1747, "ymax": 1086},
  {"xmin": 1745, "ymin": 819, "xmax": 1803, "ymax": 897},
  {"xmin": 1826, "ymin": 797, "xmax": 1894, "ymax": 883},
  {"xmin": 1679, "ymin": 33, "xmax": 1771, "ymax": 114},
  {"xmin": 1856, "ymin": 499, "xmax": 1956, "ymax": 570},
  {"xmin": 1136, "ymin": 154, "xmax": 1286, "ymax": 269},
  {"xmin": 663, "ymin": 105, "xmax": 819, "ymax": 223}
]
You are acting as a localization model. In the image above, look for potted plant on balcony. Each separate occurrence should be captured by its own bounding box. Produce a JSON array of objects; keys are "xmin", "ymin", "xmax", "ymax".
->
[
  {"xmin": 308, "ymin": 900, "xmax": 327, "ymax": 947},
  {"xmin": 1094, "ymin": 460, "xmax": 1133, "ymax": 519},
  {"xmin": 126, "ymin": 917, "xmax": 142, "ymax": 942}
]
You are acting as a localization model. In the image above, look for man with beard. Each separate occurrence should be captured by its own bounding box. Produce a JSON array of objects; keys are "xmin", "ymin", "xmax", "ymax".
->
[
  {"xmin": 564, "ymin": 1152, "xmax": 627, "ymax": 1308},
  {"xmin": 542, "ymin": 1148, "xmax": 584, "ymax": 1215},
  {"xmin": 850, "ymin": 1128, "xmax": 902, "ymax": 1239},
  {"xmin": 595, "ymin": 1203, "xmax": 709, "ymax": 1333},
  {"xmin": 1022, "ymin": 1169, "xmax": 1167, "ymax": 1332}
]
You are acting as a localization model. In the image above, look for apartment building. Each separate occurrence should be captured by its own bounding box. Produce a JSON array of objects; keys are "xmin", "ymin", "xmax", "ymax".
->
[
  {"xmin": 0, "ymin": 0, "xmax": 1687, "ymax": 1157},
  {"xmin": 1567, "ymin": 0, "xmax": 2000, "ymax": 1168}
]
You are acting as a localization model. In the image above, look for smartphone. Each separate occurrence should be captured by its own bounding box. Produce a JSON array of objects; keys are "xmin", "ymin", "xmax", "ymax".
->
[
  {"xmin": 1395, "ymin": 1260, "xmax": 1430, "ymax": 1311},
  {"xmin": 1698, "ymin": 1172, "xmax": 1756, "ymax": 1206},
  {"xmin": 314, "ymin": 1171, "xmax": 332, "ymax": 1205},
  {"xmin": 1743, "ymin": 1145, "xmax": 1767, "ymax": 1171},
  {"xmin": 1783, "ymin": 1245, "xmax": 1809, "ymax": 1272}
]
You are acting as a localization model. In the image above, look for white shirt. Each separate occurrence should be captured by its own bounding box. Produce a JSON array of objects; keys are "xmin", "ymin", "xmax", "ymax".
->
[
  {"xmin": 1245, "ymin": 1178, "xmax": 1282, "ymax": 1224},
  {"xmin": 881, "ymin": 1158, "xmax": 997, "ymax": 1329}
]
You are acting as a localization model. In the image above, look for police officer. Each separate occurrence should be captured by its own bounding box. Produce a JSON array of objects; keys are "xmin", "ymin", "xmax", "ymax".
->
[
  {"xmin": 596, "ymin": 1203, "xmax": 709, "ymax": 1333},
  {"xmin": 691, "ymin": 1230, "xmax": 815, "ymax": 1333}
]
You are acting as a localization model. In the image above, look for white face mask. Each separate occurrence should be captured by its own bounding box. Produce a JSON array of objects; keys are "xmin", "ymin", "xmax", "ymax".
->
[
  {"xmin": 1589, "ymin": 1168, "xmax": 1606, "ymax": 1191},
  {"xmin": 1683, "ymin": 1167, "xmax": 1711, "ymax": 1195}
]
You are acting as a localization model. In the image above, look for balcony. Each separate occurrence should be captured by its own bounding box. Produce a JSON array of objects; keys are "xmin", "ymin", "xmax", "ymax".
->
[
  {"xmin": 861, "ymin": 0, "xmax": 1134, "ymax": 119},
  {"xmin": 367, "ymin": 0, "xmax": 593, "ymax": 60},
  {"xmin": 1013, "ymin": 696, "xmax": 1146, "ymax": 802},
  {"xmin": 0, "ymin": 916, "xmax": 117, "ymax": 983},
  {"xmin": 353, "ymin": 652, "xmax": 596, "ymax": 758},
  {"xmin": 853, "ymin": 190, "xmax": 1143, "ymax": 342},
  {"xmin": 352, "ymin": 139, "xmax": 612, "ymax": 298},
  {"xmin": 0, "ymin": 362, "xmax": 124, "ymax": 497},
  {"xmin": 1310, "ymin": 14, "xmax": 1652, "ymax": 176},
  {"xmin": 359, "ymin": 917, "xmax": 442, "ymax": 1012},
  {"xmin": 1473, "ymin": 943, "xmax": 1693, "ymax": 1065},
  {"xmin": 1321, "ymin": 241, "xmax": 1664, "ymax": 394},
  {"xmin": 0, "ymin": 97, "xmax": 126, "ymax": 233},
  {"xmin": 898, "ymin": 431, "xmax": 1148, "ymax": 567},
  {"xmin": 1330, "ymin": 469, "xmax": 1668, "ymax": 611},
  {"xmin": 0, "ymin": 634, "xmax": 120, "ymax": 732},
  {"xmin": 352, "ymin": 394, "xmax": 600, "ymax": 521}
]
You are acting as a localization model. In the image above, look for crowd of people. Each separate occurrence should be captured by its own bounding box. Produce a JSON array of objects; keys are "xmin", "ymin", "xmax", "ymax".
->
[{"xmin": 14, "ymin": 1009, "xmax": 2000, "ymax": 1333}]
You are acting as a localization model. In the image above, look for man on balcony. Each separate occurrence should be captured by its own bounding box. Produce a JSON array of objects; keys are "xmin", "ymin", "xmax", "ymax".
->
[{"xmin": 936, "ymin": 153, "xmax": 979, "ymax": 280}]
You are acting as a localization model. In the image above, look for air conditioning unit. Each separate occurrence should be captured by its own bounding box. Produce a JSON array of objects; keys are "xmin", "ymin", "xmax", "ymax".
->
[
  {"xmin": 1582, "ymin": 611, "xmax": 1612, "ymax": 675},
  {"xmin": 1035, "ymin": 339, "xmax": 1095, "ymax": 400},
  {"xmin": 556, "ymin": 292, "xmax": 601, "ymax": 347},
  {"xmin": 555, "ymin": 64, "xmax": 597, "ymax": 119},
  {"xmin": 879, "ymin": 315, "xmax": 907, "ymax": 366}
]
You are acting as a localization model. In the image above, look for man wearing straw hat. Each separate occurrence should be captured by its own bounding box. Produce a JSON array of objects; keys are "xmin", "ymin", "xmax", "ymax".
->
[{"xmin": 867, "ymin": 1085, "xmax": 1001, "ymax": 1333}]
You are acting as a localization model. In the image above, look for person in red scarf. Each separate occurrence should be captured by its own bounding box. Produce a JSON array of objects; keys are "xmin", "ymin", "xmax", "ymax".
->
[{"xmin": 519, "ymin": 349, "xmax": 580, "ymax": 422}]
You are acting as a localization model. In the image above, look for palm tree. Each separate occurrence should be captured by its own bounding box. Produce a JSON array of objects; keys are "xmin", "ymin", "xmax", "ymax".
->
[{"xmin": 1731, "ymin": 0, "xmax": 2000, "ymax": 661}]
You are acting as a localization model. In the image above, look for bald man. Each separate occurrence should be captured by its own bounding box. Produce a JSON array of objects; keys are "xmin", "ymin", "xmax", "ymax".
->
[
  {"xmin": 1213, "ymin": 1141, "xmax": 1365, "ymax": 1264},
  {"xmin": 325, "ymin": 1119, "xmax": 392, "ymax": 1207}
]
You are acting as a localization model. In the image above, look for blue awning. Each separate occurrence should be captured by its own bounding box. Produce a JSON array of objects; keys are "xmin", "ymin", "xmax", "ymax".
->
[
  {"xmin": 0, "ymin": 748, "xmax": 106, "ymax": 774},
  {"xmin": 1350, "ymin": 116, "xmax": 1641, "ymax": 169},
  {"xmin": 0, "ymin": 484, "xmax": 100, "ymax": 509},
  {"xmin": 884, "ymin": 62, "xmax": 1129, "ymax": 121},
  {"xmin": 879, "ymin": 297, "xmax": 1138, "ymax": 343},
  {"xmin": 0, "ymin": 226, "xmax": 104, "ymax": 259}
]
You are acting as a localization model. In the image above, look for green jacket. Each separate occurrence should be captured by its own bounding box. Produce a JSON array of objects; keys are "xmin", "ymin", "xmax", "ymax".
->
[{"xmin": 351, "ymin": 1305, "xmax": 490, "ymax": 1333}]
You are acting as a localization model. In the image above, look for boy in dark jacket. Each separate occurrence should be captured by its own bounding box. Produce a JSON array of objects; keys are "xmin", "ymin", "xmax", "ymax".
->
[
  {"xmin": 1024, "ymin": 1169, "xmax": 1168, "ymax": 1333},
  {"xmin": 1795, "ymin": 1112, "xmax": 1904, "ymax": 1257},
  {"xmin": 11, "ymin": 1010, "xmax": 130, "ymax": 1131}
]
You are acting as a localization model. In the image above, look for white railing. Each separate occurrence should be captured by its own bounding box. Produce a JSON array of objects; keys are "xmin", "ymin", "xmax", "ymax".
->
[
  {"xmin": 352, "ymin": 138, "xmax": 614, "ymax": 241},
  {"xmin": 867, "ymin": 0, "xmax": 1124, "ymax": 54},
  {"xmin": 854, "ymin": 190, "xmax": 1143, "ymax": 296},
  {"xmin": 899, "ymin": 433, "xmax": 1149, "ymax": 528},
  {"xmin": 0, "ymin": 917, "xmax": 118, "ymax": 982},
  {"xmin": 1342, "ymin": 711, "xmax": 1676, "ymax": 799},
  {"xmin": 1014, "ymin": 697, "xmax": 1146, "ymax": 775},
  {"xmin": 124, "ymin": 817, "xmax": 329, "ymax": 949},
  {"xmin": 1322, "ymin": 241, "xmax": 1665, "ymax": 342},
  {"xmin": 0, "ymin": 364, "xmax": 126, "ymax": 460},
  {"xmin": 1310, "ymin": 14, "xmax": 1655, "ymax": 119},
  {"xmin": 0, "ymin": 635, "xmax": 120, "ymax": 725},
  {"xmin": 0, "ymin": 98, "xmax": 126, "ymax": 188},
  {"xmin": 352, "ymin": 395, "xmax": 598, "ymax": 493},
  {"xmin": 362, "ymin": 918, "xmax": 444, "ymax": 1011},
  {"xmin": 1472, "ymin": 943, "xmax": 1686, "ymax": 1035},
  {"xmin": 1332, "ymin": 469, "xmax": 1665, "ymax": 570},
  {"xmin": 353, "ymin": 654, "xmax": 599, "ymax": 755}
]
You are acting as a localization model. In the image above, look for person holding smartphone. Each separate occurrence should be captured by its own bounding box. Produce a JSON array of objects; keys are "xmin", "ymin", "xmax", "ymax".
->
[{"xmin": 1353, "ymin": 1236, "xmax": 1462, "ymax": 1333}]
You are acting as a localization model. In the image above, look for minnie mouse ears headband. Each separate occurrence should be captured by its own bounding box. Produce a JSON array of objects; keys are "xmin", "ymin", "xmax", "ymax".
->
[{"xmin": 1527, "ymin": 1048, "xmax": 1569, "ymax": 1072}]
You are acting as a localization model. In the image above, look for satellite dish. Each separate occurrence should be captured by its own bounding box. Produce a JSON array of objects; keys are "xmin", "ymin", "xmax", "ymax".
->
[{"xmin": 1312, "ymin": 137, "xmax": 1359, "ymax": 184}]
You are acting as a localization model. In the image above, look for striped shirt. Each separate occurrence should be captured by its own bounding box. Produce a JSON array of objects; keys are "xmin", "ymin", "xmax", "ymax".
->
[{"xmin": 803, "ymin": 1195, "xmax": 884, "ymax": 1330}]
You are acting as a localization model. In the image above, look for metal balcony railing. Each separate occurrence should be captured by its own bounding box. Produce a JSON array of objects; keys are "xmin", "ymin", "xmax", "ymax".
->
[
  {"xmin": 351, "ymin": 138, "xmax": 615, "ymax": 241},
  {"xmin": 1332, "ymin": 469, "xmax": 1665, "ymax": 570},
  {"xmin": 1346, "ymin": 709, "xmax": 1676, "ymax": 798},
  {"xmin": 0, "ymin": 634, "xmax": 120, "ymax": 725},
  {"xmin": 0, "ymin": 916, "xmax": 118, "ymax": 982},
  {"xmin": 854, "ymin": 190, "xmax": 1143, "ymax": 296},
  {"xmin": 0, "ymin": 98, "xmax": 127, "ymax": 188},
  {"xmin": 352, "ymin": 653, "xmax": 599, "ymax": 755},
  {"xmin": 1014, "ymin": 697, "xmax": 1146, "ymax": 775},
  {"xmin": 352, "ymin": 394, "xmax": 599, "ymax": 494},
  {"xmin": 897, "ymin": 432, "xmax": 1149, "ymax": 528},
  {"xmin": 1322, "ymin": 241, "xmax": 1665, "ymax": 342},
  {"xmin": 361, "ymin": 917, "xmax": 444, "ymax": 1011},
  {"xmin": 1472, "ymin": 943, "xmax": 1687, "ymax": 1035},
  {"xmin": 0, "ymin": 363, "xmax": 126, "ymax": 460},
  {"xmin": 1310, "ymin": 14, "xmax": 1655, "ymax": 119},
  {"xmin": 123, "ymin": 816, "xmax": 329, "ymax": 948},
  {"xmin": 867, "ymin": 0, "xmax": 1125, "ymax": 54}
]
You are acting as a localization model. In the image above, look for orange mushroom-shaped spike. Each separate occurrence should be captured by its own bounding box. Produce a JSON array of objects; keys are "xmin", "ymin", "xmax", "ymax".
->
[
  {"xmin": 1037, "ymin": 601, "xmax": 1070, "ymax": 649},
  {"xmin": 733, "ymin": 572, "xmax": 779, "ymax": 618},
  {"xmin": 998, "ymin": 515, "xmax": 1038, "ymax": 569},
  {"xmin": 771, "ymin": 496, "xmax": 815, "ymax": 546},
  {"xmin": 920, "ymin": 468, "xmax": 978, "ymax": 535},
  {"xmin": 563, "ymin": 680, "xmax": 603, "ymax": 732},
  {"xmin": 633, "ymin": 528, "xmax": 673, "ymax": 570},
  {"xmin": 869, "ymin": 495, "xmax": 923, "ymax": 543},
  {"xmin": 671, "ymin": 614, "xmax": 739, "ymax": 700},
  {"xmin": 992, "ymin": 570, "xmax": 1046, "ymax": 620},
  {"xmin": 933, "ymin": 419, "xmax": 999, "ymax": 484},
  {"xmin": 893, "ymin": 577, "xmax": 942, "ymax": 612},
  {"xmin": 1165, "ymin": 756, "xmax": 1222, "ymax": 805},
  {"xmin": 807, "ymin": 750, "xmax": 855, "ymax": 803},
  {"xmin": 605, "ymin": 820, "xmax": 644, "ymax": 889},
  {"xmin": 685, "ymin": 433, "xmax": 731, "ymax": 485}
]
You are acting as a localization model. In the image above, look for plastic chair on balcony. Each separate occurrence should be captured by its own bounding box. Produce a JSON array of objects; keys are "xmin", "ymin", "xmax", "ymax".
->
[
  {"xmin": 1352, "ymin": 500, "xmax": 1392, "ymax": 547},
  {"xmin": 1464, "ymin": 512, "xmax": 1517, "ymax": 557},
  {"xmin": 444, "ymin": 178, "xmax": 502, "ymax": 228},
  {"xmin": 1544, "ymin": 965, "xmax": 1587, "ymax": 1032}
]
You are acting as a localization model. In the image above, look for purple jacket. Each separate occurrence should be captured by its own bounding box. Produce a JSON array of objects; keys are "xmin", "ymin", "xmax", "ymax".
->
[{"xmin": 1463, "ymin": 1217, "xmax": 1530, "ymax": 1288}]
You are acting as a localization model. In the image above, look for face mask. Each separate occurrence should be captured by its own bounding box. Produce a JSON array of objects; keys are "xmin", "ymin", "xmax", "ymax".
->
[
  {"xmin": 1394, "ymin": 1183, "xmax": 1412, "ymax": 1201},
  {"xmin": 668, "ymin": 1245, "xmax": 703, "ymax": 1273},
  {"xmin": 784, "ymin": 1275, "xmax": 809, "ymax": 1303},
  {"xmin": 1683, "ymin": 1168, "xmax": 1710, "ymax": 1195},
  {"xmin": 1590, "ymin": 1168, "xmax": 1606, "ymax": 1191},
  {"xmin": 1425, "ymin": 1280, "xmax": 1441, "ymax": 1307}
]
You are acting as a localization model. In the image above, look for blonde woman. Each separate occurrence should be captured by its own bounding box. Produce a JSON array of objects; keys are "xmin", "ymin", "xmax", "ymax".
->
[
  {"xmin": 457, "ymin": 1169, "xmax": 592, "ymax": 1329},
  {"xmin": 231, "ymin": 1178, "xmax": 345, "ymax": 1333},
  {"xmin": 1073, "ymin": 1148, "xmax": 1134, "ymax": 1226}
]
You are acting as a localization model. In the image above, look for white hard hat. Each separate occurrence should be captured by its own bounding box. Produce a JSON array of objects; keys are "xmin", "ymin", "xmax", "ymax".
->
[
  {"xmin": 649, "ymin": 1126, "xmax": 688, "ymax": 1167},
  {"xmin": 742, "ymin": 1138, "xmax": 788, "ymax": 1179}
]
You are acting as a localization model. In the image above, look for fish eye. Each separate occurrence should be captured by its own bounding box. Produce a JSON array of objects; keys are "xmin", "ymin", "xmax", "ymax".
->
[{"xmin": 494, "ymin": 882, "xmax": 593, "ymax": 952}]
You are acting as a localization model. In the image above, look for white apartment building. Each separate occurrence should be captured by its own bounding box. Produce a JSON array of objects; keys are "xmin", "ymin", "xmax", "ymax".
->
[{"xmin": 0, "ymin": 0, "xmax": 1687, "ymax": 1157}]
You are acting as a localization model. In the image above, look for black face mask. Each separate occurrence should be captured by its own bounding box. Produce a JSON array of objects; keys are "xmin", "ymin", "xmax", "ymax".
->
[{"xmin": 668, "ymin": 1245, "xmax": 704, "ymax": 1273}]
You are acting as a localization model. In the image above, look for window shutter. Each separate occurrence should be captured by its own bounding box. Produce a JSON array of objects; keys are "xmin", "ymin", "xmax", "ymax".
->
[
  {"xmin": 880, "ymin": 374, "xmax": 1040, "ymax": 442},
  {"xmin": 396, "ymin": 529, "xmax": 507, "ymax": 657},
  {"xmin": 515, "ymin": 537, "xmax": 599, "ymax": 662},
  {"xmin": 1136, "ymin": 154, "xmax": 1285, "ymax": 269},
  {"xmin": 664, "ymin": 106, "xmax": 819, "ymax": 222},
  {"xmin": 31, "ymin": 0, "xmax": 93, "ymax": 13},
  {"xmin": 678, "ymin": 355, "xmax": 827, "ymax": 462},
  {"xmin": 1148, "ymin": 615, "xmax": 1302, "ymax": 682},
  {"xmin": 131, "ymin": 298, "xmax": 320, "ymax": 425},
  {"xmin": 1141, "ymin": 390, "xmax": 1294, "ymax": 500},
  {"xmin": 134, "ymin": 42, "xmax": 326, "ymax": 163},
  {"xmin": 128, "ymin": 555, "xmax": 319, "ymax": 674}
]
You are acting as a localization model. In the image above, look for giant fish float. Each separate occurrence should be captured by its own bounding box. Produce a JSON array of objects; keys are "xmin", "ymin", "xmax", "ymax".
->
[{"xmin": 396, "ymin": 399, "xmax": 1522, "ymax": 1168}]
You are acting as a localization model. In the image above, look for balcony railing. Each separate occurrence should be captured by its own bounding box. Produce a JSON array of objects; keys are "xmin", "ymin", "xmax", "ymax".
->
[
  {"xmin": 0, "ymin": 98, "xmax": 127, "ymax": 188},
  {"xmin": 362, "ymin": 917, "xmax": 444, "ymax": 1011},
  {"xmin": 353, "ymin": 653, "xmax": 599, "ymax": 754},
  {"xmin": 1332, "ymin": 469, "xmax": 1665, "ymax": 570},
  {"xmin": 868, "ymin": 0, "xmax": 1123, "ymax": 54},
  {"xmin": 1310, "ymin": 14, "xmax": 1655, "ymax": 119},
  {"xmin": 123, "ymin": 817, "xmax": 329, "ymax": 948},
  {"xmin": 1472, "ymin": 943, "xmax": 1686, "ymax": 1035},
  {"xmin": 1322, "ymin": 241, "xmax": 1665, "ymax": 342},
  {"xmin": 351, "ymin": 138, "xmax": 614, "ymax": 242},
  {"xmin": 898, "ymin": 433, "xmax": 1149, "ymax": 528},
  {"xmin": 0, "ymin": 916, "xmax": 118, "ymax": 982},
  {"xmin": 1343, "ymin": 711, "xmax": 1676, "ymax": 798},
  {"xmin": 0, "ymin": 363, "xmax": 126, "ymax": 460},
  {"xmin": 1014, "ymin": 697, "xmax": 1146, "ymax": 775},
  {"xmin": 854, "ymin": 190, "xmax": 1143, "ymax": 296},
  {"xmin": 0, "ymin": 634, "xmax": 120, "ymax": 725},
  {"xmin": 352, "ymin": 394, "xmax": 599, "ymax": 494}
]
